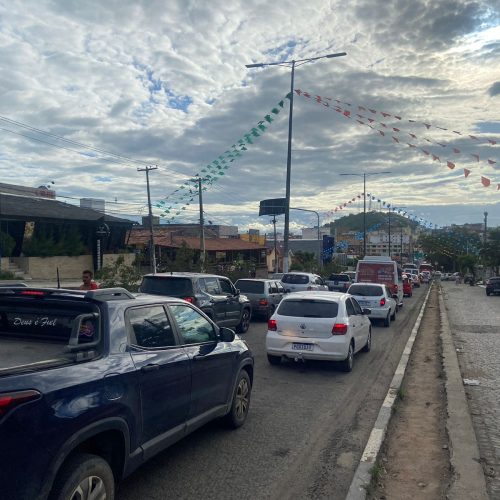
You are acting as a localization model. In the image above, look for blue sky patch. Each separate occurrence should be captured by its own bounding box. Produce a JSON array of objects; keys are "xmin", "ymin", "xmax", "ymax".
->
[
  {"xmin": 165, "ymin": 89, "xmax": 192, "ymax": 112},
  {"xmin": 265, "ymin": 40, "xmax": 298, "ymax": 61},
  {"xmin": 475, "ymin": 121, "xmax": 500, "ymax": 133},
  {"xmin": 95, "ymin": 175, "xmax": 113, "ymax": 183}
]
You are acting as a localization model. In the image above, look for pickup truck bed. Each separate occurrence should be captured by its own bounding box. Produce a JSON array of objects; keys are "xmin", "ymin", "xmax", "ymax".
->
[{"xmin": 0, "ymin": 338, "xmax": 72, "ymax": 374}]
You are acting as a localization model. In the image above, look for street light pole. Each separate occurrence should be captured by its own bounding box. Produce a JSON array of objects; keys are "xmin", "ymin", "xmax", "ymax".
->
[
  {"xmin": 246, "ymin": 51, "xmax": 346, "ymax": 273},
  {"xmin": 340, "ymin": 171, "xmax": 391, "ymax": 258}
]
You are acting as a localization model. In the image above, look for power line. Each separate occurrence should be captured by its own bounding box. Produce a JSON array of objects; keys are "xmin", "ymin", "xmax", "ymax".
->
[{"xmin": 0, "ymin": 115, "xmax": 150, "ymax": 166}]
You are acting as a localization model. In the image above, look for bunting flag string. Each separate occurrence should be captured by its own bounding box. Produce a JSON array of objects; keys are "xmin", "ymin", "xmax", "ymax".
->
[
  {"xmin": 154, "ymin": 94, "xmax": 291, "ymax": 221},
  {"xmin": 301, "ymin": 91, "xmax": 498, "ymax": 148},
  {"xmin": 295, "ymin": 89, "xmax": 499, "ymax": 190}
]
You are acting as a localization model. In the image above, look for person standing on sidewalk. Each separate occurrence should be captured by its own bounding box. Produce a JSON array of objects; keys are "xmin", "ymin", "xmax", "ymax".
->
[{"xmin": 79, "ymin": 270, "xmax": 99, "ymax": 290}]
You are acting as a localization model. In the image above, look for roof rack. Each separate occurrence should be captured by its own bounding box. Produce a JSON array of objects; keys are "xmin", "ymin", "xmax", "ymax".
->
[{"xmin": 84, "ymin": 288, "xmax": 135, "ymax": 301}]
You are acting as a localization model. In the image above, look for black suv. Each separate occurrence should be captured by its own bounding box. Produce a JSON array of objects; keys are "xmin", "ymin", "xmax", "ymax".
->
[
  {"xmin": 140, "ymin": 273, "xmax": 252, "ymax": 332},
  {"xmin": 486, "ymin": 277, "xmax": 500, "ymax": 296}
]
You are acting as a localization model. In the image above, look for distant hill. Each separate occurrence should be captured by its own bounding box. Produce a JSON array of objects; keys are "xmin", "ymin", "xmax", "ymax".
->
[{"xmin": 325, "ymin": 211, "xmax": 416, "ymax": 233}]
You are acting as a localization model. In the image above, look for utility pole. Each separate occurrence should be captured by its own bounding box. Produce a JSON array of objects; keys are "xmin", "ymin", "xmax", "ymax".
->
[
  {"xmin": 363, "ymin": 174, "xmax": 366, "ymax": 257},
  {"xmin": 483, "ymin": 211, "xmax": 488, "ymax": 245},
  {"xmin": 388, "ymin": 209, "xmax": 392, "ymax": 258},
  {"xmin": 199, "ymin": 178, "xmax": 206, "ymax": 272},
  {"xmin": 138, "ymin": 166, "xmax": 157, "ymax": 274},
  {"xmin": 400, "ymin": 225, "xmax": 404, "ymax": 264},
  {"xmin": 271, "ymin": 215, "xmax": 278, "ymax": 273}
]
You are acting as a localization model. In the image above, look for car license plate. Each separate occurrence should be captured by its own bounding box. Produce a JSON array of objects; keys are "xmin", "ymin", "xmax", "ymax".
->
[
  {"xmin": 292, "ymin": 343, "xmax": 313, "ymax": 351},
  {"xmin": 358, "ymin": 300, "xmax": 368, "ymax": 306}
]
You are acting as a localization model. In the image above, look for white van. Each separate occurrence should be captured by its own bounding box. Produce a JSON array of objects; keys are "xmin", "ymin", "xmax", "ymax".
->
[{"xmin": 355, "ymin": 256, "xmax": 404, "ymax": 307}]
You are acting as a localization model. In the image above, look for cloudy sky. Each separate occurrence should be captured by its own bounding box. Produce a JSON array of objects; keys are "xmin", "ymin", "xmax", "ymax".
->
[{"xmin": 0, "ymin": 0, "xmax": 499, "ymax": 233}]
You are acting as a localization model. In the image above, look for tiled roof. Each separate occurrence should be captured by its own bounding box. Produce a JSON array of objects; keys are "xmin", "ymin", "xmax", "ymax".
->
[{"xmin": 127, "ymin": 227, "xmax": 266, "ymax": 251}]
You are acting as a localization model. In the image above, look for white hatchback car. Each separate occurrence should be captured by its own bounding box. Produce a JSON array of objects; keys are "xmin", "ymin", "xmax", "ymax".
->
[
  {"xmin": 347, "ymin": 283, "xmax": 397, "ymax": 327},
  {"xmin": 266, "ymin": 291, "xmax": 372, "ymax": 372}
]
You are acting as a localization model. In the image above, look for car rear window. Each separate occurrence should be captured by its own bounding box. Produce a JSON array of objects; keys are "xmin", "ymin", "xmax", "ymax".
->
[
  {"xmin": 235, "ymin": 280, "xmax": 265, "ymax": 294},
  {"xmin": 348, "ymin": 284, "xmax": 384, "ymax": 297},
  {"xmin": 329, "ymin": 274, "xmax": 349, "ymax": 281},
  {"xmin": 0, "ymin": 299, "xmax": 99, "ymax": 343},
  {"xmin": 281, "ymin": 274, "xmax": 309, "ymax": 284},
  {"xmin": 277, "ymin": 299, "xmax": 338, "ymax": 318},
  {"xmin": 141, "ymin": 276, "xmax": 193, "ymax": 296}
]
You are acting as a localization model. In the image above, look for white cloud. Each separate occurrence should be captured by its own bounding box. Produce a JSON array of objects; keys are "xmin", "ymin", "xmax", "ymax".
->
[{"xmin": 0, "ymin": 0, "xmax": 499, "ymax": 232}]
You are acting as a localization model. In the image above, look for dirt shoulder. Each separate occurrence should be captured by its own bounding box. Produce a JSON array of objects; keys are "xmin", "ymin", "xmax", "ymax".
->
[{"xmin": 368, "ymin": 286, "xmax": 451, "ymax": 499}]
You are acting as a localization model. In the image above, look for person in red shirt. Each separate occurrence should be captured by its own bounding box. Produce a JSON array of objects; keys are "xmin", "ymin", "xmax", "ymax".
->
[{"xmin": 79, "ymin": 270, "xmax": 99, "ymax": 290}]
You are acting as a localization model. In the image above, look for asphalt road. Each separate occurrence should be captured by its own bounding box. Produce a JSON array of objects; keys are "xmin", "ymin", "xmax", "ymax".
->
[{"xmin": 118, "ymin": 286, "xmax": 429, "ymax": 500}]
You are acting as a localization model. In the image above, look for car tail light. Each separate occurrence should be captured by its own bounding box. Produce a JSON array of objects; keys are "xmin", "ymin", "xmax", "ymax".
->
[
  {"xmin": 20, "ymin": 290, "xmax": 45, "ymax": 297},
  {"xmin": 182, "ymin": 296, "xmax": 195, "ymax": 303},
  {"xmin": 259, "ymin": 299, "xmax": 268, "ymax": 306},
  {"xmin": 332, "ymin": 323, "xmax": 348, "ymax": 335},
  {"xmin": 380, "ymin": 297, "xmax": 386, "ymax": 306},
  {"xmin": 0, "ymin": 390, "xmax": 41, "ymax": 418},
  {"xmin": 268, "ymin": 319, "xmax": 277, "ymax": 331}
]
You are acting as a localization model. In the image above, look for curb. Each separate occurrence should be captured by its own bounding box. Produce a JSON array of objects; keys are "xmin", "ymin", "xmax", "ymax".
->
[
  {"xmin": 439, "ymin": 288, "xmax": 489, "ymax": 500},
  {"xmin": 345, "ymin": 285, "xmax": 432, "ymax": 500}
]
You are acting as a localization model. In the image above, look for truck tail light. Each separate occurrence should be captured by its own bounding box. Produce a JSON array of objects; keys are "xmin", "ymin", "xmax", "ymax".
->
[
  {"xmin": 332, "ymin": 323, "xmax": 348, "ymax": 335},
  {"xmin": 268, "ymin": 319, "xmax": 277, "ymax": 331},
  {"xmin": 182, "ymin": 296, "xmax": 195, "ymax": 303},
  {"xmin": 380, "ymin": 297, "xmax": 386, "ymax": 306},
  {"xmin": 259, "ymin": 299, "xmax": 268, "ymax": 306},
  {"xmin": 0, "ymin": 390, "xmax": 41, "ymax": 418}
]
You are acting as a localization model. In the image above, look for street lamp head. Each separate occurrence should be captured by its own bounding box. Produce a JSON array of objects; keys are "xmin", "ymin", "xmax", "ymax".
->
[
  {"xmin": 245, "ymin": 63, "xmax": 264, "ymax": 68},
  {"xmin": 326, "ymin": 52, "xmax": 347, "ymax": 58}
]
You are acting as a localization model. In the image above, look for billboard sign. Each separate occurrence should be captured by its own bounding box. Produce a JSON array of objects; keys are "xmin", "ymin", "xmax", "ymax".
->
[{"xmin": 259, "ymin": 198, "xmax": 286, "ymax": 216}]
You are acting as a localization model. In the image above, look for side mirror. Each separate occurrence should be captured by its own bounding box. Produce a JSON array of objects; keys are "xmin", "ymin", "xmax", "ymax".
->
[
  {"xmin": 362, "ymin": 308, "xmax": 371, "ymax": 315},
  {"xmin": 219, "ymin": 327, "xmax": 235, "ymax": 342},
  {"xmin": 235, "ymin": 288, "xmax": 240, "ymax": 296}
]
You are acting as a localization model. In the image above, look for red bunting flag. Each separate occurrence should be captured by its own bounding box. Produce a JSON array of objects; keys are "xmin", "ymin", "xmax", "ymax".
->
[
  {"xmin": 488, "ymin": 159, "xmax": 497, "ymax": 165},
  {"xmin": 369, "ymin": 109, "xmax": 376, "ymax": 114},
  {"xmin": 379, "ymin": 130, "xmax": 385, "ymax": 136},
  {"xmin": 432, "ymin": 155, "xmax": 440, "ymax": 162},
  {"xmin": 464, "ymin": 169, "xmax": 471, "ymax": 177},
  {"xmin": 303, "ymin": 92, "xmax": 311, "ymax": 98},
  {"xmin": 469, "ymin": 135, "xmax": 478, "ymax": 140},
  {"xmin": 295, "ymin": 89, "xmax": 302, "ymax": 95},
  {"xmin": 453, "ymin": 131, "xmax": 461, "ymax": 135},
  {"xmin": 437, "ymin": 142, "xmax": 446, "ymax": 147},
  {"xmin": 422, "ymin": 150, "xmax": 430, "ymax": 155},
  {"xmin": 316, "ymin": 95, "xmax": 322, "ymax": 102},
  {"xmin": 393, "ymin": 127, "xmax": 400, "ymax": 132},
  {"xmin": 381, "ymin": 123, "xmax": 387, "ymax": 127},
  {"xmin": 447, "ymin": 161, "xmax": 455, "ymax": 169},
  {"xmin": 368, "ymin": 118, "xmax": 375, "ymax": 123},
  {"xmin": 453, "ymin": 148, "xmax": 460, "ymax": 154},
  {"xmin": 408, "ymin": 143, "xmax": 417, "ymax": 148},
  {"xmin": 359, "ymin": 106, "xmax": 366, "ymax": 111},
  {"xmin": 392, "ymin": 136, "xmax": 399, "ymax": 143},
  {"xmin": 381, "ymin": 112, "xmax": 391, "ymax": 117},
  {"xmin": 481, "ymin": 176, "xmax": 491, "ymax": 187},
  {"xmin": 356, "ymin": 120, "xmax": 365, "ymax": 125},
  {"xmin": 343, "ymin": 110, "xmax": 351, "ymax": 117},
  {"xmin": 471, "ymin": 154, "xmax": 480, "ymax": 162},
  {"xmin": 488, "ymin": 139, "xmax": 497, "ymax": 145},
  {"xmin": 424, "ymin": 123, "xmax": 431, "ymax": 129},
  {"xmin": 394, "ymin": 116, "xmax": 401, "ymax": 120},
  {"xmin": 409, "ymin": 133, "xmax": 417, "ymax": 139}
]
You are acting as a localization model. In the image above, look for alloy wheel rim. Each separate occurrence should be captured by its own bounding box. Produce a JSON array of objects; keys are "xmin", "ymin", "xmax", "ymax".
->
[
  {"xmin": 69, "ymin": 476, "xmax": 107, "ymax": 500},
  {"xmin": 235, "ymin": 378, "xmax": 249, "ymax": 419}
]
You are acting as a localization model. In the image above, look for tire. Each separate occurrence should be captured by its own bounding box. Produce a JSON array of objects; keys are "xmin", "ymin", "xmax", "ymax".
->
[
  {"xmin": 362, "ymin": 328, "xmax": 372, "ymax": 352},
  {"xmin": 267, "ymin": 354, "xmax": 281, "ymax": 365},
  {"xmin": 383, "ymin": 312, "xmax": 390, "ymax": 327},
  {"xmin": 390, "ymin": 307, "xmax": 396, "ymax": 321},
  {"xmin": 236, "ymin": 308, "xmax": 251, "ymax": 333},
  {"xmin": 224, "ymin": 370, "xmax": 251, "ymax": 428},
  {"xmin": 266, "ymin": 305, "xmax": 275, "ymax": 321},
  {"xmin": 51, "ymin": 453, "xmax": 115, "ymax": 500},
  {"xmin": 339, "ymin": 342, "xmax": 354, "ymax": 372}
]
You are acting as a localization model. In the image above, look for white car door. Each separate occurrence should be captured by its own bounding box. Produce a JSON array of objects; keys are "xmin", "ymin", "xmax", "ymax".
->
[{"xmin": 346, "ymin": 298, "xmax": 364, "ymax": 352}]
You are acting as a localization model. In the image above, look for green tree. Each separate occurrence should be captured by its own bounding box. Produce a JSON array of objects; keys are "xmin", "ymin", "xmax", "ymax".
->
[
  {"xmin": 0, "ymin": 231, "xmax": 16, "ymax": 258},
  {"xmin": 96, "ymin": 255, "xmax": 142, "ymax": 292},
  {"xmin": 158, "ymin": 242, "xmax": 199, "ymax": 272},
  {"xmin": 481, "ymin": 228, "xmax": 500, "ymax": 274},
  {"xmin": 290, "ymin": 251, "xmax": 318, "ymax": 272}
]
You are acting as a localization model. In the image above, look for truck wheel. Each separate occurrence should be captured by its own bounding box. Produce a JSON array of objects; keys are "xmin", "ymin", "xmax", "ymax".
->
[
  {"xmin": 236, "ymin": 308, "xmax": 251, "ymax": 333},
  {"xmin": 51, "ymin": 453, "xmax": 115, "ymax": 500},
  {"xmin": 224, "ymin": 370, "xmax": 251, "ymax": 428}
]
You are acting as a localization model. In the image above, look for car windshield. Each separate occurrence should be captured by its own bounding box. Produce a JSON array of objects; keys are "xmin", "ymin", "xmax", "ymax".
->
[
  {"xmin": 348, "ymin": 284, "xmax": 384, "ymax": 297},
  {"xmin": 141, "ymin": 277, "xmax": 193, "ymax": 296},
  {"xmin": 235, "ymin": 280, "xmax": 265, "ymax": 293},
  {"xmin": 277, "ymin": 299, "xmax": 338, "ymax": 318},
  {"xmin": 329, "ymin": 274, "xmax": 349, "ymax": 281},
  {"xmin": 281, "ymin": 274, "xmax": 309, "ymax": 284}
]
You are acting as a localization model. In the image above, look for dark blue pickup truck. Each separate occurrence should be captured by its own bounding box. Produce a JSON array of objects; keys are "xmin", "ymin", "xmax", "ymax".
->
[{"xmin": 0, "ymin": 287, "xmax": 254, "ymax": 500}]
